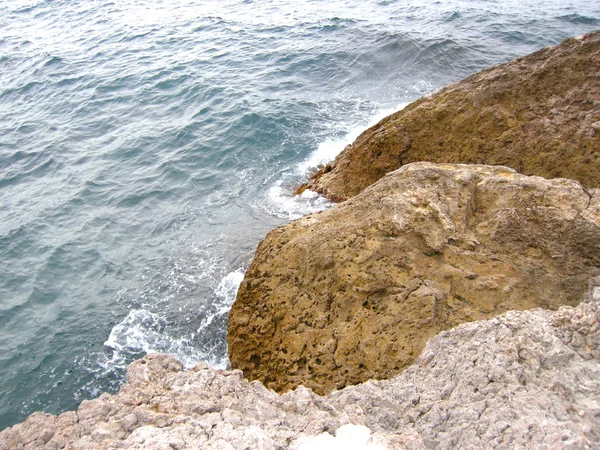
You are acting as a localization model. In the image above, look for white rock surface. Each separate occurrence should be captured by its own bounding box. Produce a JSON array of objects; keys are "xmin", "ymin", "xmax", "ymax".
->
[{"xmin": 2, "ymin": 282, "xmax": 599, "ymax": 449}]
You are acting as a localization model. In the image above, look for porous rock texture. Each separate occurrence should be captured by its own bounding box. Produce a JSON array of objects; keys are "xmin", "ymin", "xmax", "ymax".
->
[
  {"xmin": 229, "ymin": 163, "xmax": 600, "ymax": 394},
  {"xmin": 2, "ymin": 286, "xmax": 600, "ymax": 449},
  {"xmin": 299, "ymin": 30, "xmax": 600, "ymax": 201}
]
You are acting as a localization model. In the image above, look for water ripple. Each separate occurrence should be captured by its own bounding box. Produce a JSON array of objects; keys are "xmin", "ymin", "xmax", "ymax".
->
[{"xmin": 1, "ymin": 0, "xmax": 599, "ymax": 431}]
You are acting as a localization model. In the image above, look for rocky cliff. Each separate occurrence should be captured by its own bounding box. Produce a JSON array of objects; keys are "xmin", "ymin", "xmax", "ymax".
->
[
  {"xmin": 298, "ymin": 30, "xmax": 600, "ymax": 201},
  {"xmin": 229, "ymin": 163, "xmax": 600, "ymax": 395},
  {"xmin": 4, "ymin": 31, "xmax": 600, "ymax": 450},
  {"xmin": 2, "ymin": 286, "xmax": 599, "ymax": 449}
]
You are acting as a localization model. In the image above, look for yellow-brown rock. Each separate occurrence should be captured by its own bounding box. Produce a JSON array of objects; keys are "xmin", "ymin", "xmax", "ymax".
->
[
  {"xmin": 228, "ymin": 163, "xmax": 600, "ymax": 395},
  {"xmin": 302, "ymin": 31, "xmax": 600, "ymax": 201}
]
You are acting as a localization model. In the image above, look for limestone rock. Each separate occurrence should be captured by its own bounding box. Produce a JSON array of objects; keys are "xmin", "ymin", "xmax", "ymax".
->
[
  {"xmin": 2, "ymin": 285, "xmax": 600, "ymax": 449},
  {"xmin": 228, "ymin": 163, "xmax": 600, "ymax": 394},
  {"xmin": 301, "ymin": 30, "xmax": 600, "ymax": 201}
]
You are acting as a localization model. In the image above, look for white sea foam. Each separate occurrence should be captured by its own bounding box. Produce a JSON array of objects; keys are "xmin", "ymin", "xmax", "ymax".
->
[
  {"xmin": 104, "ymin": 309, "xmax": 211, "ymax": 369},
  {"xmin": 297, "ymin": 104, "xmax": 407, "ymax": 176},
  {"xmin": 197, "ymin": 269, "xmax": 244, "ymax": 330},
  {"xmin": 215, "ymin": 269, "xmax": 245, "ymax": 304},
  {"xmin": 294, "ymin": 424, "xmax": 386, "ymax": 450},
  {"xmin": 264, "ymin": 103, "xmax": 408, "ymax": 220},
  {"xmin": 102, "ymin": 268, "xmax": 245, "ymax": 373},
  {"xmin": 264, "ymin": 179, "xmax": 333, "ymax": 220}
]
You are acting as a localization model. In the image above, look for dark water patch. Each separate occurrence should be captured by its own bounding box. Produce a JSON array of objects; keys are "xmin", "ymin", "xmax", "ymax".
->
[
  {"xmin": 43, "ymin": 55, "xmax": 62, "ymax": 67},
  {"xmin": 157, "ymin": 162, "xmax": 191, "ymax": 185},
  {"xmin": 114, "ymin": 187, "xmax": 174, "ymax": 209},
  {"xmin": 445, "ymin": 11, "xmax": 462, "ymax": 22},
  {"xmin": 559, "ymin": 13, "xmax": 600, "ymax": 24},
  {"xmin": 163, "ymin": 123, "xmax": 204, "ymax": 149},
  {"xmin": 192, "ymin": 16, "xmax": 227, "ymax": 32},
  {"xmin": 0, "ymin": 155, "xmax": 59, "ymax": 189},
  {"xmin": 55, "ymin": 74, "xmax": 88, "ymax": 88},
  {"xmin": 119, "ymin": 30, "xmax": 156, "ymax": 43},
  {"xmin": 491, "ymin": 28, "xmax": 546, "ymax": 46},
  {"xmin": 33, "ymin": 244, "xmax": 105, "ymax": 287},
  {"xmin": 0, "ymin": 80, "xmax": 46, "ymax": 101},
  {"xmin": 153, "ymin": 73, "xmax": 193, "ymax": 92},
  {"xmin": 11, "ymin": 4, "xmax": 41, "ymax": 15},
  {"xmin": 27, "ymin": 285, "xmax": 61, "ymax": 307},
  {"xmin": 307, "ymin": 18, "xmax": 358, "ymax": 33},
  {"xmin": 92, "ymin": 74, "xmax": 140, "ymax": 96}
]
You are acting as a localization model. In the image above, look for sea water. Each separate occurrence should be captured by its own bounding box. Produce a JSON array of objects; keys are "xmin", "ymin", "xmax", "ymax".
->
[{"xmin": 1, "ymin": 0, "xmax": 599, "ymax": 430}]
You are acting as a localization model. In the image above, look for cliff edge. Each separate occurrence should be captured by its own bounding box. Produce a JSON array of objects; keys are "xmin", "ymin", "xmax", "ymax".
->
[{"xmin": 299, "ymin": 30, "xmax": 600, "ymax": 201}]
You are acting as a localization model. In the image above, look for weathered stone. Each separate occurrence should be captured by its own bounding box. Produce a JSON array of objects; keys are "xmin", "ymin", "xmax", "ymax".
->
[
  {"xmin": 301, "ymin": 31, "xmax": 600, "ymax": 201},
  {"xmin": 229, "ymin": 163, "xmax": 600, "ymax": 394},
  {"xmin": 2, "ymin": 286, "xmax": 600, "ymax": 449}
]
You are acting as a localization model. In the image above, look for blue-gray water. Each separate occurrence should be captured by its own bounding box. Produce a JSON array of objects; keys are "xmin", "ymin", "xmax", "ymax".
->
[{"xmin": 1, "ymin": 0, "xmax": 599, "ymax": 431}]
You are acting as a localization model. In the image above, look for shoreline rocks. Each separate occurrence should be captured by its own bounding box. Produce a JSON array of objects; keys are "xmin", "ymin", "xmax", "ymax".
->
[
  {"xmin": 299, "ymin": 30, "xmax": 600, "ymax": 201},
  {"xmin": 228, "ymin": 163, "xmax": 600, "ymax": 395},
  {"xmin": 2, "ymin": 285, "xmax": 599, "ymax": 449},
  {"xmin": 4, "ymin": 30, "xmax": 600, "ymax": 450}
]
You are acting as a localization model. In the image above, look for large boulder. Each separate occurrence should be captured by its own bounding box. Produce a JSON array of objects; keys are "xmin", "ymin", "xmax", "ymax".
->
[
  {"xmin": 3, "ymin": 285, "xmax": 600, "ymax": 449},
  {"xmin": 300, "ymin": 31, "xmax": 600, "ymax": 201},
  {"xmin": 228, "ymin": 163, "xmax": 600, "ymax": 394}
]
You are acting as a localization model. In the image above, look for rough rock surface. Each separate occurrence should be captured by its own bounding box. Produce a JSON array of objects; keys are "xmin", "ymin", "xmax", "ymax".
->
[
  {"xmin": 2, "ymin": 285, "xmax": 600, "ymax": 449},
  {"xmin": 229, "ymin": 163, "xmax": 600, "ymax": 394},
  {"xmin": 299, "ymin": 30, "xmax": 600, "ymax": 201}
]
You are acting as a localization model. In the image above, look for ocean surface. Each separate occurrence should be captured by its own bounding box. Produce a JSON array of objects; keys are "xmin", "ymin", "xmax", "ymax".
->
[{"xmin": 1, "ymin": 0, "xmax": 599, "ymax": 430}]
